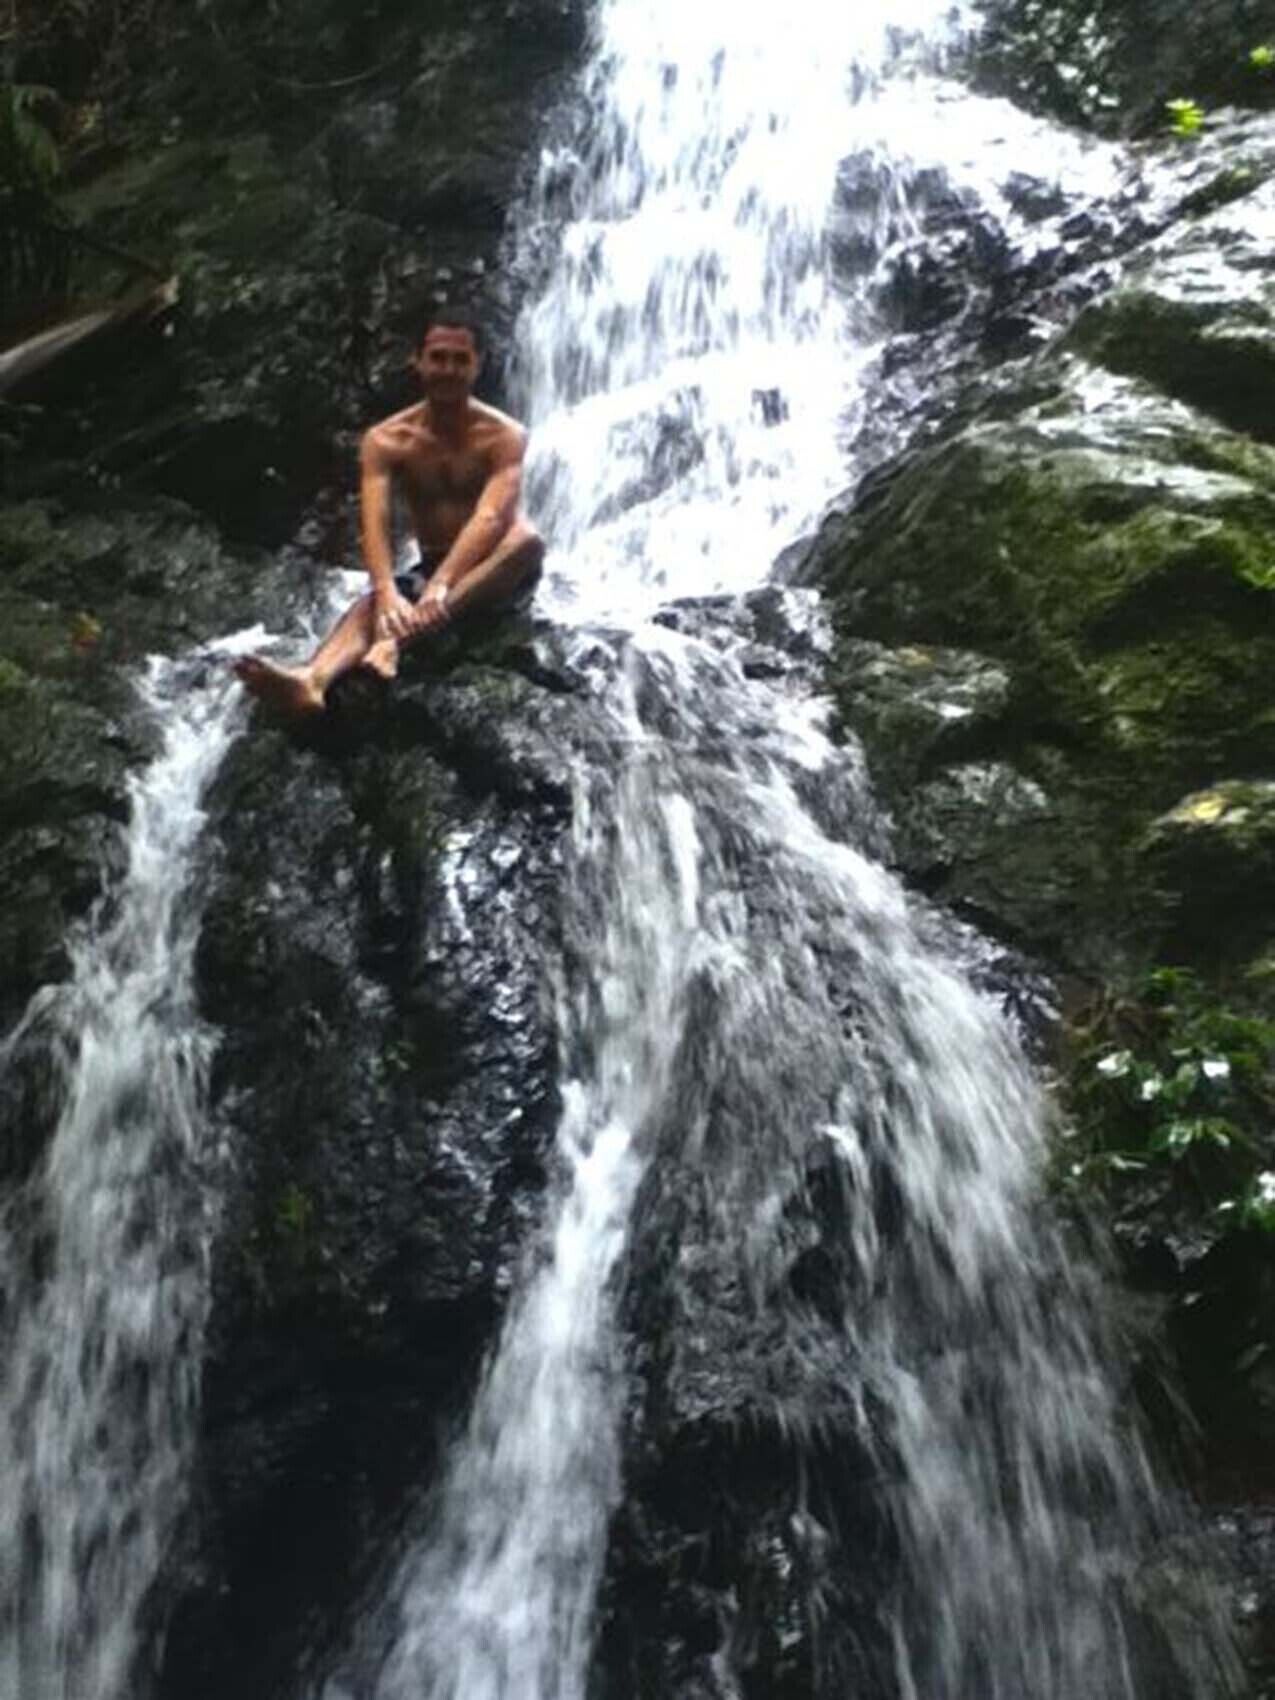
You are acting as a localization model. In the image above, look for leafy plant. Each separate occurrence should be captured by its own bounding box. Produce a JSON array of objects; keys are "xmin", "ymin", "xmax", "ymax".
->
[
  {"xmin": 0, "ymin": 83, "xmax": 62, "ymax": 193},
  {"xmin": 1163, "ymin": 44, "xmax": 1274, "ymax": 145},
  {"xmin": 276, "ymin": 1183, "xmax": 314, "ymax": 1241},
  {"xmin": 1165, "ymin": 96, "xmax": 1205, "ymax": 138},
  {"xmin": 1061, "ymin": 966, "xmax": 1275, "ymax": 1230},
  {"xmin": 0, "ymin": 83, "xmax": 71, "ymax": 330}
]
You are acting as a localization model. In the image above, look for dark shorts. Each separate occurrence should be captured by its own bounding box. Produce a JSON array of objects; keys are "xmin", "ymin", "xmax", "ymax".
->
[
  {"xmin": 393, "ymin": 550, "xmax": 443, "ymax": 605},
  {"xmin": 393, "ymin": 544, "xmax": 543, "ymax": 614}
]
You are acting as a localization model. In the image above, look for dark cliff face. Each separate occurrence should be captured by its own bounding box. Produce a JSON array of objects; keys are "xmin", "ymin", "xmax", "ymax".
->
[{"xmin": 6, "ymin": 0, "xmax": 589, "ymax": 537}]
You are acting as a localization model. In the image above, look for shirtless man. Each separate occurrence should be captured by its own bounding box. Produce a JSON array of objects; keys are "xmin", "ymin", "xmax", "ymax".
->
[{"xmin": 235, "ymin": 311, "xmax": 543, "ymax": 717}]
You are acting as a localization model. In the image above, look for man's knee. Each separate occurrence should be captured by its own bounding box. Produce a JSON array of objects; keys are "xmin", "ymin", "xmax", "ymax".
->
[
  {"xmin": 501, "ymin": 521, "xmax": 544, "ymax": 590},
  {"xmin": 510, "ymin": 517, "xmax": 544, "ymax": 562}
]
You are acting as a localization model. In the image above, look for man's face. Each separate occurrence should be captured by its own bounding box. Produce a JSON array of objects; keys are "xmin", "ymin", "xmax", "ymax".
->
[{"xmin": 416, "ymin": 325, "xmax": 480, "ymax": 404}]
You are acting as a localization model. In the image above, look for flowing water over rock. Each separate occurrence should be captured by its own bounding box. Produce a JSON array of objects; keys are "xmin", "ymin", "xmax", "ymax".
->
[
  {"xmin": 361, "ymin": 680, "xmax": 704, "ymax": 1700},
  {"xmin": 0, "ymin": 651, "xmax": 251, "ymax": 1700},
  {"xmin": 0, "ymin": 0, "xmax": 1255, "ymax": 1691},
  {"xmin": 313, "ymin": 0, "xmax": 1242, "ymax": 1695}
]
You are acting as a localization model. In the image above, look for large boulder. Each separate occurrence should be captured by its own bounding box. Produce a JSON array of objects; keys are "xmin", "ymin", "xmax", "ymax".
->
[
  {"xmin": 159, "ymin": 623, "xmax": 586, "ymax": 1698},
  {"xmin": 806, "ymin": 161, "xmax": 1275, "ymax": 973}
]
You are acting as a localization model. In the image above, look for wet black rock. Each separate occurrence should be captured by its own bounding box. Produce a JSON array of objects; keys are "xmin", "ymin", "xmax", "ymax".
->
[
  {"xmin": 163, "ymin": 631, "xmax": 585, "ymax": 1699},
  {"xmin": 0, "ymin": 494, "xmax": 300, "ymax": 1031}
]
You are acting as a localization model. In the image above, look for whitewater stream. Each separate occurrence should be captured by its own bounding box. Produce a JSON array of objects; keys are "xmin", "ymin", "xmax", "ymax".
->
[
  {"xmin": 0, "ymin": 646, "xmax": 257, "ymax": 1700},
  {"xmin": 0, "ymin": 0, "xmax": 1245, "ymax": 1695}
]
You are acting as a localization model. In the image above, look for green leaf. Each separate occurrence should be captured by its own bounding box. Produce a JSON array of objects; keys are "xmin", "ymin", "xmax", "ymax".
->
[
  {"xmin": 0, "ymin": 83, "xmax": 62, "ymax": 192},
  {"xmin": 1165, "ymin": 97, "xmax": 1205, "ymax": 138},
  {"xmin": 1150, "ymin": 1116, "xmax": 1236, "ymax": 1157},
  {"xmin": 1095, "ymin": 1049, "xmax": 1133, "ymax": 1080},
  {"xmin": 1250, "ymin": 44, "xmax": 1275, "ymax": 70}
]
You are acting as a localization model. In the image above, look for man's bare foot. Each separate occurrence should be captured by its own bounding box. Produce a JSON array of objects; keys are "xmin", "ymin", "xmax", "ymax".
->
[
  {"xmin": 360, "ymin": 637, "xmax": 400, "ymax": 681},
  {"xmin": 234, "ymin": 655, "xmax": 325, "ymax": 718}
]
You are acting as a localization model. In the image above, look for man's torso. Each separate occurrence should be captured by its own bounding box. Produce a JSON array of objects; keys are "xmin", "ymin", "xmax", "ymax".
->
[{"xmin": 373, "ymin": 400, "xmax": 519, "ymax": 554}]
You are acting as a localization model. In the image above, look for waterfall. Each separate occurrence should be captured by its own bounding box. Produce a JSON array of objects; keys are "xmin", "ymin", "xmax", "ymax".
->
[
  {"xmin": 319, "ymin": 0, "xmax": 1237, "ymax": 1696},
  {"xmin": 367, "ymin": 688, "xmax": 704, "ymax": 1700},
  {"xmin": 0, "ymin": 650, "xmax": 249, "ymax": 1700}
]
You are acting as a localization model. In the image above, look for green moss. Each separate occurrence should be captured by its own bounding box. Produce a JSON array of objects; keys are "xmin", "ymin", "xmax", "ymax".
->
[
  {"xmin": 1080, "ymin": 505, "xmax": 1275, "ymax": 601},
  {"xmin": 1176, "ymin": 163, "xmax": 1269, "ymax": 219},
  {"xmin": 1071, "ymin": 289, "xmax": 1275, "ymax": 442},
  {"xmin": 1183, "ymin": 428, "xmax": 1275, "ymax": 490},
  {"xmin": 818, "ymin": 383, "xmax": 1275, "ymax": 970}
]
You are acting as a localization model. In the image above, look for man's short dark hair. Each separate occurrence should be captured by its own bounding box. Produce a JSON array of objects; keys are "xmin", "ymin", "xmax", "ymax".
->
[{"xmin": 419, "ymin": 307, "xmax": 484, "ymax": 354}]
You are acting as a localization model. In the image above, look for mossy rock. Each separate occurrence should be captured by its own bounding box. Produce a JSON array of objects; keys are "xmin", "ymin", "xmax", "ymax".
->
[
  {"xmin": 811, "ymin": 349, "xmax": 1275, "ymax": 967},
  {"xmin": 828, "ymin": 639, "xmax": 1013, "ymax": 792},
  {"xmin": 0, "ymin": 655, "xmax": 131, "ymax": 1025},
  {"xmin": 0, "ymin": 494, "xmax": 297, "ymax": 1023},
  {"xmin": 1068, "ymin": 171, "xmax": 1275, "ymax": 440},
  {"xmin": 1139, "ymin": 781, "xmax": 1275, "ymax": 956}
]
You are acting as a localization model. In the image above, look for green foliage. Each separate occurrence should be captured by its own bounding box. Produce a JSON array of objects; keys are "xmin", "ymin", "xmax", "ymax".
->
[
  {"xmin": 1161, "ymin": 44, "xmax": 1272, "ymax": 141},
  {"xmin": 276, "ymin": 1183, "xmax": 314, "ymax": 1242},
  {"xmin": 0, "ymin": 85, "xmax": 70, "ymax": 329},
  {"xmin": 1062, "ymin": 967, "xmax": 1275, "ymax": 1230},
  {"xmin": 1165, "ymin": 96, "xmax": 1205, "ymax": 138},
  {"xmin": 0, "ymin": 84, "xmax": 62, "ymax": 193},
  {"xmin": 0, "ymin": 659, "xmax": 30, "ymax": 695}
]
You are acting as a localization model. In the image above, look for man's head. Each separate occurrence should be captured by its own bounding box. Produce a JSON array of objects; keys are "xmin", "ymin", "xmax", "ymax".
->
[{"xmin": 414, "ymin": 310, "xmax": 483, "ymax": 406}]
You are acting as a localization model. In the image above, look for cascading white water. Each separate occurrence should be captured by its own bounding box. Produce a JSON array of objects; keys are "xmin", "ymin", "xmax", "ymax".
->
[
  {"xmin": 513, "ymin": 0, "xmax": 1122, "ymax": 622},
  {"xmin": 363, "ymin": 688, "xmax": 704, "ymax": 1700},
  {"xmin": 0, "ymin": 650, "xmax": 250, "ymax": 1700},
  {"xmin": 319, "ymin": 0, "xmax": 1241, "ymax": 1694}
]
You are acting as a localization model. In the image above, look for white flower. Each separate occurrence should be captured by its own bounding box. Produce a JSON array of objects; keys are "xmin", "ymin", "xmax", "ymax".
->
[
  {"xmin": 1202, "ymin": 1058, "xmax": 1231, "ymax": 1082},
  {"xmin": 1097, "ymin": 1050, "xmax": 1131, "ymax": 1078}
]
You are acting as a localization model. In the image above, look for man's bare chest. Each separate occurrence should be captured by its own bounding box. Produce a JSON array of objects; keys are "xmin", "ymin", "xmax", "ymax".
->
[{"xmin": 399, "ymin": 442, "xmax": 489, "ymax": 509}]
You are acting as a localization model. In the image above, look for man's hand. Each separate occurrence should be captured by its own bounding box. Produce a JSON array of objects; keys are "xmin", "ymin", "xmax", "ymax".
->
[
  {"xmin": 374, "ymin": 584, "xmax": 418, "ymax": 642},
  {"xmin": 411, "ymin": 579, "xmax": 453, "ymax": 634}
]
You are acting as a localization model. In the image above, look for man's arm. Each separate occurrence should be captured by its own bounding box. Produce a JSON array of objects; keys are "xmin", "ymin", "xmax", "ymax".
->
[{"xmin": 360, "ymin": 427, "xmax": 417, "ymax": 642}]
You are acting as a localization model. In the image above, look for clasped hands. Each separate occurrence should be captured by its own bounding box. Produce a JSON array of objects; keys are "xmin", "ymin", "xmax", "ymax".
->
[{"xmin": 374, "ymin": 579, "xmax": 452, "ymax": 643}]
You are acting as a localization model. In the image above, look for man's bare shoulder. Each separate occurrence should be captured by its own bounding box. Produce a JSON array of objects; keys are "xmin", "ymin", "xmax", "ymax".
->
[
  {"xmin": 467, "ymin": 399, "xmax": 529, "ymax": 457},
  {"xmin": 362, "ymin": 405, "xmax": 428, "ymax": 465}
]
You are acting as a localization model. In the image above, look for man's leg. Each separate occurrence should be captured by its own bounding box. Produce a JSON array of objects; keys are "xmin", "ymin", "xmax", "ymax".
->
[
  {"xmin": 235, "ymin": 593, "xmax": 379, "ymax": 717},
  {"xmin": 441, "ymin": 519, "xmax": 545, "ymax": 624}
]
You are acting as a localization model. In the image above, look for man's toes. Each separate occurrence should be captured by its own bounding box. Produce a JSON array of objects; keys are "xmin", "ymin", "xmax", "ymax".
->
[
  {"xmin": 361, "ymin": 641, "xmax": 399, "ymax": 681},
  {"xmin": 235, "ymin": 655, "xmax": 323, "ymax": 717}
]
